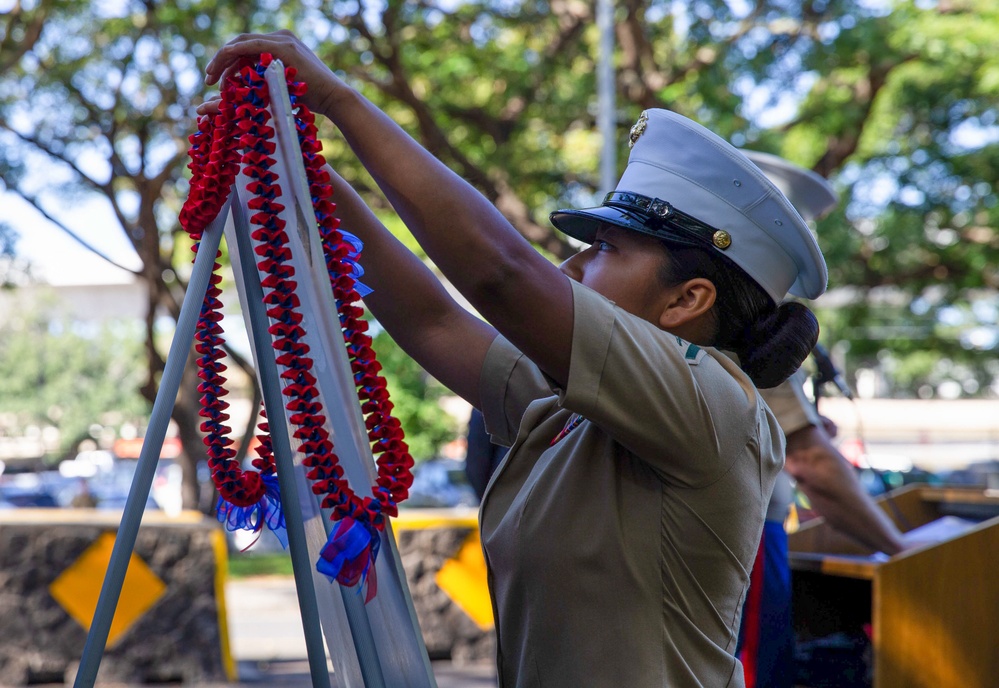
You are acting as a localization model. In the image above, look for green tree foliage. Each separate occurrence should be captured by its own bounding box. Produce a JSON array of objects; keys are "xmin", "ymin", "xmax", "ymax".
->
[
  {"xmin": 772, "ymin": 0, "xmax": 999, "ymax": 396},
  {"xmin": 0, "ymin": 0, "xmax": 297, "ymax": 505},
  {"xmin": 371, "ymin": 330, "xmax": 461, "ymax": 462},
  {"xmin": 312, "ymin": 0, "xmax": 999, "ymax": 398},
  {"xmin": 0, "ymin": 292, "xmax": 149, "ymax": 461},
  {"xmin": 313, "ymin": 1, "xmax": 603, "ymax": 260},
  {"xmin": 0, "ymin": 222, "xmax": 31, "ymax": 287},
  {"xmin": 2, "ymin": 0, "xmax": 999, "ymax": 506}
]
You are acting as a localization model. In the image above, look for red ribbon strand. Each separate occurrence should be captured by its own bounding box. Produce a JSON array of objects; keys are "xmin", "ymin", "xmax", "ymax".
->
[{"xmin": 177, "ymin": 54, "xmax": 414, "ymax": 601}]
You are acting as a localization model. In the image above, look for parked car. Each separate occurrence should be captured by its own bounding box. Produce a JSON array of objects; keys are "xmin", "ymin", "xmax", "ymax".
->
[
  {"xmin": 0, "ymin": 472, "xmax": 62, "ymax": 507},
  {"xmin": 402, "ymin": 458, "xmax": 479, "ymax": 509}
]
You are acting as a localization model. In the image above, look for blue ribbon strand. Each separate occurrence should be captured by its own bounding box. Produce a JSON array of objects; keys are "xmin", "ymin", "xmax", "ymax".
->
[
  {"xmin": 316, "ymin": 517, "xmax": 381, "ymax": 602},
  {"xmin": 215, "ymin": 473, "xmax": 287, "ymax": 548}
]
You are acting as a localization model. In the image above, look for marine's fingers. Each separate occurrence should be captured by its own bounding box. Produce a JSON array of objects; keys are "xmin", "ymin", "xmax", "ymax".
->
[
  {"xmin": 213, "ymin": 56, "xmax": 257, "ymax": 93},
  {"xmin": 205, "ymin": 35, "xmax": 288, "ymax": 85},
  {"xmin": 195, "ymin": 94, "xmax": 222, "ymax": 116}
]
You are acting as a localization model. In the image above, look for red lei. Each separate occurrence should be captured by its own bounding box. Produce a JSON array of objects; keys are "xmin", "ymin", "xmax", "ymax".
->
[{"xmin": 178, "ymin": 54, "xmax": 414, "ymax": 600}]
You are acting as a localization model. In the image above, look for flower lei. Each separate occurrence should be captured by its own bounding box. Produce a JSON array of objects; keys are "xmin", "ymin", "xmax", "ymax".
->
[{"xmin": 178, "ymin": 54, "xmax": 414, "ymax": 601}]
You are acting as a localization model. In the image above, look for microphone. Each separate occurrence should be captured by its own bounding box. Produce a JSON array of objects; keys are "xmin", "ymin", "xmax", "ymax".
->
[{"xmin": 811, "ymin": 343, "xmax": 854, "ymax": 400}]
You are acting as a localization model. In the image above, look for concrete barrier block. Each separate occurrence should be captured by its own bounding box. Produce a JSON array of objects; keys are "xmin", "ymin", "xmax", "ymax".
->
[
  {"xmin": 394, "ymin": 509, "xmax": 496, "ymax": 665},
  {"xmin": 0, "ymin": 509, "xmax": 233, "ymax": 685}
]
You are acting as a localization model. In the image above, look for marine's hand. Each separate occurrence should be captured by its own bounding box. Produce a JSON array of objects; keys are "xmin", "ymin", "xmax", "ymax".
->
[
  {"xmin": 196, "ymin": 93, "xmax": 223, "ymax": 118},
  {"xmin": 203, "ymin": 30, "xmax": 347, "ymax": 114},
  {"xmin": 819, "ymin": 414, "xmax": 838, "ymax": 439}
]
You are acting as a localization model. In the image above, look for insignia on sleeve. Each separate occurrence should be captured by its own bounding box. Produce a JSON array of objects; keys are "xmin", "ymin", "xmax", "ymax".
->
[{"xmin": 674, "ymin": 335, "xmax": 707, "ymax": 365}]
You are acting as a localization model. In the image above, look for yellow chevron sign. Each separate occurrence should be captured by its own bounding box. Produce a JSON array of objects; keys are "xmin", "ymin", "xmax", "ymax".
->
[
  {"xmin": 393, "ymin": 509, "xmax": 494, "ymax": 631},
  {"xmin": 435, "ymin": 529, "xmax": 494, "ymax": 630},
  {"xmin": 49, "ymin": 532, "xmax": 166, "ymax": 647}
]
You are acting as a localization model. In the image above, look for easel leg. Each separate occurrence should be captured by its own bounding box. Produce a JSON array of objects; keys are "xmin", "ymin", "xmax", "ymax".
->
[
  {"xmin": 74, "ymin": 198, "xmax": 232, "ymax": 688},
  {"xmin": 229, "ymin": 199, "xmax": 334, "ymax": 688}
]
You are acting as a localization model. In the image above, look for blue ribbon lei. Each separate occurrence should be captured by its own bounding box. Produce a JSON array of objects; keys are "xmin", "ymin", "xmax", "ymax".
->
[
  {"xmin": 316, "ymin": 516, "xmax": 381, "ymax": 602},
  {"xmin": 216, "ymin": 473, "xmax": 288, "ymax": 549}
]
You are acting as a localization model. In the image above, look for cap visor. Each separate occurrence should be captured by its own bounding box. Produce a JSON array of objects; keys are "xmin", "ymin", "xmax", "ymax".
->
[{"xmin": 550, "ymin": 205, "xmax": 658, "ymax": 244}]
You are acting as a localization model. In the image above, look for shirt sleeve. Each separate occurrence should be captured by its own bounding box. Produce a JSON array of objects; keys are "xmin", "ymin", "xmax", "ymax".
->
[
  {"xmin": 478, "ymin": 334, "xmax": 553, "ymax": 447},
  {"xmin": 759, "ymin": 369, "xmax": 821, "ymax": 437},
  {"xmin": 557, "ymin": 280, "xmax": 761, "ymax": 487}
]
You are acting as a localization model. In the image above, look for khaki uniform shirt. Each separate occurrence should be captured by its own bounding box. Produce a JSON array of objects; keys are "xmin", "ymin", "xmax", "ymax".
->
[
  {"xmin": 759, "ymin": 370, "xmax": 822, "ymax": 521},
  {"xmin": 478, "ymin": 281, "xmax": 784, "ymax": 687}
]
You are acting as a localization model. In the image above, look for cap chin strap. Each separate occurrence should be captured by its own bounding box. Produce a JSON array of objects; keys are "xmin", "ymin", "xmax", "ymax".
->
[{"xmin": 602, "ymin": 191, "xmax": 733, "ymax": 251}]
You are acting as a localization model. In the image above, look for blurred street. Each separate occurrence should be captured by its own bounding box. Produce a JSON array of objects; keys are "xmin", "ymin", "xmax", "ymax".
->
[
  {"xmin": 24, "ymin": 575, "xmax": 497, "ymax": 688},
  {"xmin": 224, "ymin": 659, "xmax": 497, "ymax": 687},
  {"xmin": 224, "ymin": 576, "xmax": 497, "ymax": 687}
]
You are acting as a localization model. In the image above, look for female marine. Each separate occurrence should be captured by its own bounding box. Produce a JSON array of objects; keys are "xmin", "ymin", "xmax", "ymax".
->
[{"xmin": 203, "ymin": 31, "xmax": 825, "ymax": 687}]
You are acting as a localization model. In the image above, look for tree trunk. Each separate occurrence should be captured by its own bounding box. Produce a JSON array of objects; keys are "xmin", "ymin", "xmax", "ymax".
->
[{"xmin": 174, "ymin": 362, "xmax": 208, "ymax": 511}]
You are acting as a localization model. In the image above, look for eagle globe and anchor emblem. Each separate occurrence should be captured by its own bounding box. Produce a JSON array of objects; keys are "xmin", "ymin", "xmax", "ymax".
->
[{"xmin": 629, "ymin": 111, "xmax": 649, "ymax": 148}]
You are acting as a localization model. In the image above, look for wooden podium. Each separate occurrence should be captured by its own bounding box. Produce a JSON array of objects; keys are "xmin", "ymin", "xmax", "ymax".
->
[{"xmin": 788, "ymin": 485, "xmax": 999, "ymax": 688}]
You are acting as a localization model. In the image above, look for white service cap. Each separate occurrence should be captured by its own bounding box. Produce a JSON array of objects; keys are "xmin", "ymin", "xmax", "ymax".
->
[
  {"xmin": 550, "ymin": 109, "xmax": 829, "ymax": 302},
  {"xmin": 742, "ymin": 149, "xmax": 839, "ymax": 224}
]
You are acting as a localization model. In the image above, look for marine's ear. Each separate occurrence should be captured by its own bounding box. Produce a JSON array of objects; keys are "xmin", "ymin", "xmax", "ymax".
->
[{"xmin": 658, "ymin": 277, "xmax": 716, "ymax": 334}]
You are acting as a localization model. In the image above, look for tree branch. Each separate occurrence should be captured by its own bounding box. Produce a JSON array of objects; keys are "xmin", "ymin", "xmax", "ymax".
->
[
  {"xmin": 338, "ymin": 9, "xmax": 574, "ymax": 259},
  {"xmin": 0, "ymin": 185, "xmax": 141, "ymax": 276},
  {"xmin": 436, "ymin": 2, "xmax": 589, "ymax": 143},
  {"xmin": 0, "ymin": 0, "xmax": 51, "ymax": 74},
  {"xmin": 0, "ymin": 122, "xmax": 110, "ymax": 194},
  {"xmin": 804, "ymin": 57, "xmax": 916, "ymax": 177},
  {"xmin": 619, "ymin": 1, "xmax": 771, "ymax": 111},
  {"xmin": 43, "ymin": 82, "xmax": 141, "ymax": 240},
  {"xmin": 149, "ymin": 147, "xmax": 188, "ymax": 194}
]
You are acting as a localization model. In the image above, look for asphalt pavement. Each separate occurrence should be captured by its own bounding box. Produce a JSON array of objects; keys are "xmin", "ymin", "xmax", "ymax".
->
[
  {"xmin": 31, "ymin": 574, "xmax": 495, "ymax": 687},
  {"xmin": 224, "ymin": 576, "xmax": 498, "ymax": 687}
]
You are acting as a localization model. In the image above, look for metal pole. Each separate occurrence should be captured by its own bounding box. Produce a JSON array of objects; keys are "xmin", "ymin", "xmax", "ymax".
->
[
  {"xmin": 261, "ymin": 60, "xmax": 433, "ymax": 687},
  {"xmin": 228, "ymin": 199, "xmax": 334, "ymax": 688},
  {"xmin": 264, "ymin": 63, "xmax": 393, "ymax": 688},
  {"xmin": 597, "ymin": 0, "xmax": 617, "ymax": 195},
  {"xmin": 74, "ymin": 196, "xmax": 231, "ymax": 688}
]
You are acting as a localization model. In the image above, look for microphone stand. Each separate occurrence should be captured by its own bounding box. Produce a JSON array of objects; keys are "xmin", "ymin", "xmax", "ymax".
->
[
  {"xmin": 809, "ymin": 344, "xmax": 910, "ymax": 530},
  {"xmin": 812, "ymin": 342, "xmax": 853, "ymax": 402}
]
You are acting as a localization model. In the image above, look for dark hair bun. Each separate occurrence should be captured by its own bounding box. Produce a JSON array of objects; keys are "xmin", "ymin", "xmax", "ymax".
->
[{"xmin": 738, "ymin": 301, "xmax": 819, "ymax": 389}]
